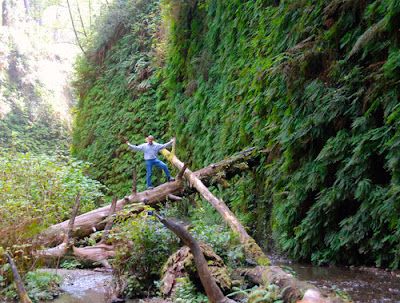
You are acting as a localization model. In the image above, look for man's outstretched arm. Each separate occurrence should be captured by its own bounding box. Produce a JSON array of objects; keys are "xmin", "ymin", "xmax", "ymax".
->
[
  {"xmin": 157, "ymin": 137, "xmax": 175, "ymax": 150},
  {"xmin": 126, "ymin": 141, "xmax": 145, "ymax": 151}
]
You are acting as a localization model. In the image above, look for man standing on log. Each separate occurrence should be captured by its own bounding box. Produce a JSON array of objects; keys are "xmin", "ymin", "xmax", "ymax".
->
[{"xmin": 126, "ymin": 135, "xmax": 175, "ymax": 190}]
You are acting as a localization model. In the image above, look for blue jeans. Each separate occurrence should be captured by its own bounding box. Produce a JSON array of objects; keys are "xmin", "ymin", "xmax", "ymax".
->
[{"xmin": 145, "ymin": 158, "xmax": 172, "ymax": 188}]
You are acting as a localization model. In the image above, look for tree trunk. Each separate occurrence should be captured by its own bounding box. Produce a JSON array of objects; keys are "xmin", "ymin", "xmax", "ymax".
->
[
  {"xmin": 23, "ymin": 0, "xmax": 29, "ymax": 16},
  {"xmin": 33, "ymin": 0, "xmax": 42, "ymax": 25},
  {"xmin": 243, "ymin": 266, "xmax": 343, "ymax": 303},
  {"xmin": 37, "ymin": 195, "xmax": 116, "ymax": 266},
  {"xmin": 37, "ymin": 195, "xmax": 81, "ymax": 257},
  {"xmin": 74, "ymin": 0, "xmax": 87, "ymax": 37},
  {"xmin": 66, "ymin": 0, "xmax": 85, "ymax": 54},
  {"xmin": 37, "ymin": 198, "xmax": 144, "ymax": 246},
  {"xmin": 2, "ymin": 0, "xmax": 10, "ymax": 26},
  {"xmin": 159, "ymin": 148, "xmax": 270, "ymax": 265},
  {"xmin": 155, "ymin": 213, "xmax": 235, "ymax": 303},
  {"xmin": 193, "ymin": 147, "xmax": 256, "ymax": 186}
]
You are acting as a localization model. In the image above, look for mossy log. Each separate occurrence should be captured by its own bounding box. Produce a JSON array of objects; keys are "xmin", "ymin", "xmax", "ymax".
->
[
  {"xmin": 243, "ymin": 266, "xmax": 344, "ymax": 303},
  {"xmin": 155, "ymin": 213, "xmax": 235, "ymax": 303},
  {"xmin": 159, "ymin": 148, "xmax": 270, "ymax": 265},
  {"xmin": 37, "ymin": 195, "xmax": 117, "ymax": 266},
  {"xmin": 37, "ymin": 148, "xmax": 258, "ymax": 247},
  {"xmin": 161, "ymin": 243, "xmax": 232, "ymax": 297}
]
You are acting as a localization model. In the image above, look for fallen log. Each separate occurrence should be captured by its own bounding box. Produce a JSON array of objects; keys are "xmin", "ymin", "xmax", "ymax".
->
[
  {"xmin": 71, "ymin": 195, "xmax": 119, "ymax": 267},
  {"xmin": 159, "ymin": 148, "xmax": 270, "ymax": 265},
  {"xmin": 72, "ymin": 244, "xmax": 116, "ymax": 267},
  {"xmin": 38, "ymin": 195, "xmax": 118, "ymax": 266},
  {"xmin": 243, "ymin": 266, "xmax": 343, "ymax": 303},
  {"xmin": 37, "ymin": 198, "xmax": 147, "ymax": 247},
  {"xmin": 194, "ymin": 148, "xmax": 256, "ymax": 186},
  {"xmin": 155, "ymin": 213, "xmax": 235, "ymax": 303},
  {"xmin": 37, "ymin": 149, "xmax": 256, "ymax": 247}
]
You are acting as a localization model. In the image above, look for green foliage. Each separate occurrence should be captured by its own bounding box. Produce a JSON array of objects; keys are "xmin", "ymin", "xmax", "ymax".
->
[
  {"xmin": 72, "ymin": 0, "xmax": 172, "ymax": 194},
  {"xmin": 0, "ymin": 104, "xmax": 71, "ymax": 155},
  {"xmin": 192, "ymin": 219, "xmax": 245, "ymax": 267},
  {"xmin": 0, "ymin": 24, "xmax": 75, "ymax": 156},
  {"xmin": 158, "ymin": 0, "xmax": 400, "ymax": 269},
  {"xmin": 0, "ymin": 270, "xmax": 62, "ymax": 303},
  {"xmin": 72, "ymin": 0, "xmax": 400, "ymax": 269},
  {"xmin": 111, "ymin": 210, "xmax": 179, "ymax": 297},
  {"xmin": 60, "ymin": 259, "xmax": 84, "ymax": 270},
  {"xmin": 247, "ymin": 284, "xmax": 283, "ymax": 303},
  {"xmin": 227, "ymin": 284, "xmax": 284, "ymax": 303},
  {"xmin": 173, "ymin": 276, "xmax": 209, "ymax": 303},
  {"xmin": 0, "ymin": 149, "xmax": 105, "ymax": 291},
  {"xmin": 165, "ymin": 198, "xmax": 246, "ymax": 267}
]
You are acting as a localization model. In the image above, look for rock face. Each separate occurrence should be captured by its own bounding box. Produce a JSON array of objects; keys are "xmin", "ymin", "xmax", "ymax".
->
[{"xmin": 160, "ymin": 244, "xmax": 232, "ymax": 297}]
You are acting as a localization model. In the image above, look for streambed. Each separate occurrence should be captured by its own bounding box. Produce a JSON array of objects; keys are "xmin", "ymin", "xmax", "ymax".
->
[
  {"xmin": 269, "ymin": 254, "xmax": 400, "ymax": 302},
  {"xmin": 42, "ymin": 260, "xmax": 400, "ymax": 303},
  {"xmin": 42, "ymin": 269, "xmax": 114, "ymax": 303}
]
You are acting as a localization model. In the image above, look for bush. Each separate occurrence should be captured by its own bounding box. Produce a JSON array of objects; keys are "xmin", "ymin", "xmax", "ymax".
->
[
  {"xmin": 111, "ymin": 209, "xmax": 180, "ymax": 297},
  {"xmin": 0, "ymin": 270, "xmax": 62, "ymax": 303},
  {"xmin": 0, "ymin": 149, "xmax": 106, "ymax": 297}
]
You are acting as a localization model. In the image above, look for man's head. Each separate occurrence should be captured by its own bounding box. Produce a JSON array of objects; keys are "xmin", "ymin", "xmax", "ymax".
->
[{"xmin": 146, "ymin": 135, "xmax": 154, "ymax": 145}]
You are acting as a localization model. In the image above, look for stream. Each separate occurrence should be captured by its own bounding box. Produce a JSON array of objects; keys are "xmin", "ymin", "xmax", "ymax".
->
[
  {"xmin": 43, "ymin": 257, "xmax": 400, "ymax": 303},
  {"xmin": 268, "ymin": 254, "xmax": 400, "ymax": 302}
]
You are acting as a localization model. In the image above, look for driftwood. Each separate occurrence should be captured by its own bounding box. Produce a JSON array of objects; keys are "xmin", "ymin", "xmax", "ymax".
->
[
  {"xmin": 4, "ymin": 253, "xmax": 32, "ymax": 303},
  {"xmin": 155, "ymin": 213, "xmax": 235, "ymax": 303},
  {"xmin": 243, "ymin": 266, "xmax": 343, "ymax": 303}
]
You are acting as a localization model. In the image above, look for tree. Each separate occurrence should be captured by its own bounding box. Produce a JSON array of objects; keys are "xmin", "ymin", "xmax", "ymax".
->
[{"xmin": 2, "ymin": 0, "xmax": 10, "ymax": 26}]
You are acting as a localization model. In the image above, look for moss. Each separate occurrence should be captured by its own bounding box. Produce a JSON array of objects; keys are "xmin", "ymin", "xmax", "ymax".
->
[
  {"xmin": 161, "ymin": 244, "xmax": 232, "ymax": 296},
  {"xmin": 246, "ymin": 240, "xmax": 272, "ymax": 266}
]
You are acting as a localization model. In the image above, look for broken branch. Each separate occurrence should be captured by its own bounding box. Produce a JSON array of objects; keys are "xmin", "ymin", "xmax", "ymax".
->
[{"xmin": 4, "ymin": 253, "xmax": 32, "ymax": 303}]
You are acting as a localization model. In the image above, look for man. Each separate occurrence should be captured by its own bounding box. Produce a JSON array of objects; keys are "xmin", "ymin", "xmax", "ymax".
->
[{"xmin": 126, "ymin": 135, "xmax": 175, "ymax": 190}]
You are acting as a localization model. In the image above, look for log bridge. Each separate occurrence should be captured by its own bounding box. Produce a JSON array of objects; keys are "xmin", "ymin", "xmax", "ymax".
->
[{"xmin": 34, "ymin": 145, "xmax": 342, "ymax": 303}]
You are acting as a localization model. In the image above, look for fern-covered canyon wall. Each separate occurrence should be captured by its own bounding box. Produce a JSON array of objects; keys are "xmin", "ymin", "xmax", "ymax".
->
[{"xmin": 72, "ymin": 0, "xmax": 400, "ymax": 269}]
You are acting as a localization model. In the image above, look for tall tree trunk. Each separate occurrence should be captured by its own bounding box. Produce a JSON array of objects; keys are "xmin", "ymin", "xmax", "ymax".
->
[
  {"xmin": 2, "ymin": 0, "xmax": 10, "ymax": 26},
  {"xmin": 33, "ymin": 0, "xmax": 42, "ymax": 25},
  {"xmin": 23, "ymin": 0, "xmax": 29, "ymax": 17},
  {"xmin": 66, "ymin": 0, "xmax": 85, "ymax": 54},
  {"xmin": 75, "ymin": 0, "xmax": 87, "ymax": 37}
]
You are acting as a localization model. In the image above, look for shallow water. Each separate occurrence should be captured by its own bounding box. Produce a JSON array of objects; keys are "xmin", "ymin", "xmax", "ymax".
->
[
  {"xmin": 44, "ymin": 258, "xmax": 400, "ymax": 303},
  {"xmin": 42, "ymin": 268, "xmax": 140, "ymax": 303},
  {"xmin": 42, "ymin": 269, "xmax": 113, "ymax": 303},
  {"xmin": 268, "ymin": 254, "xmax": 400, "ymax": 303}
]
